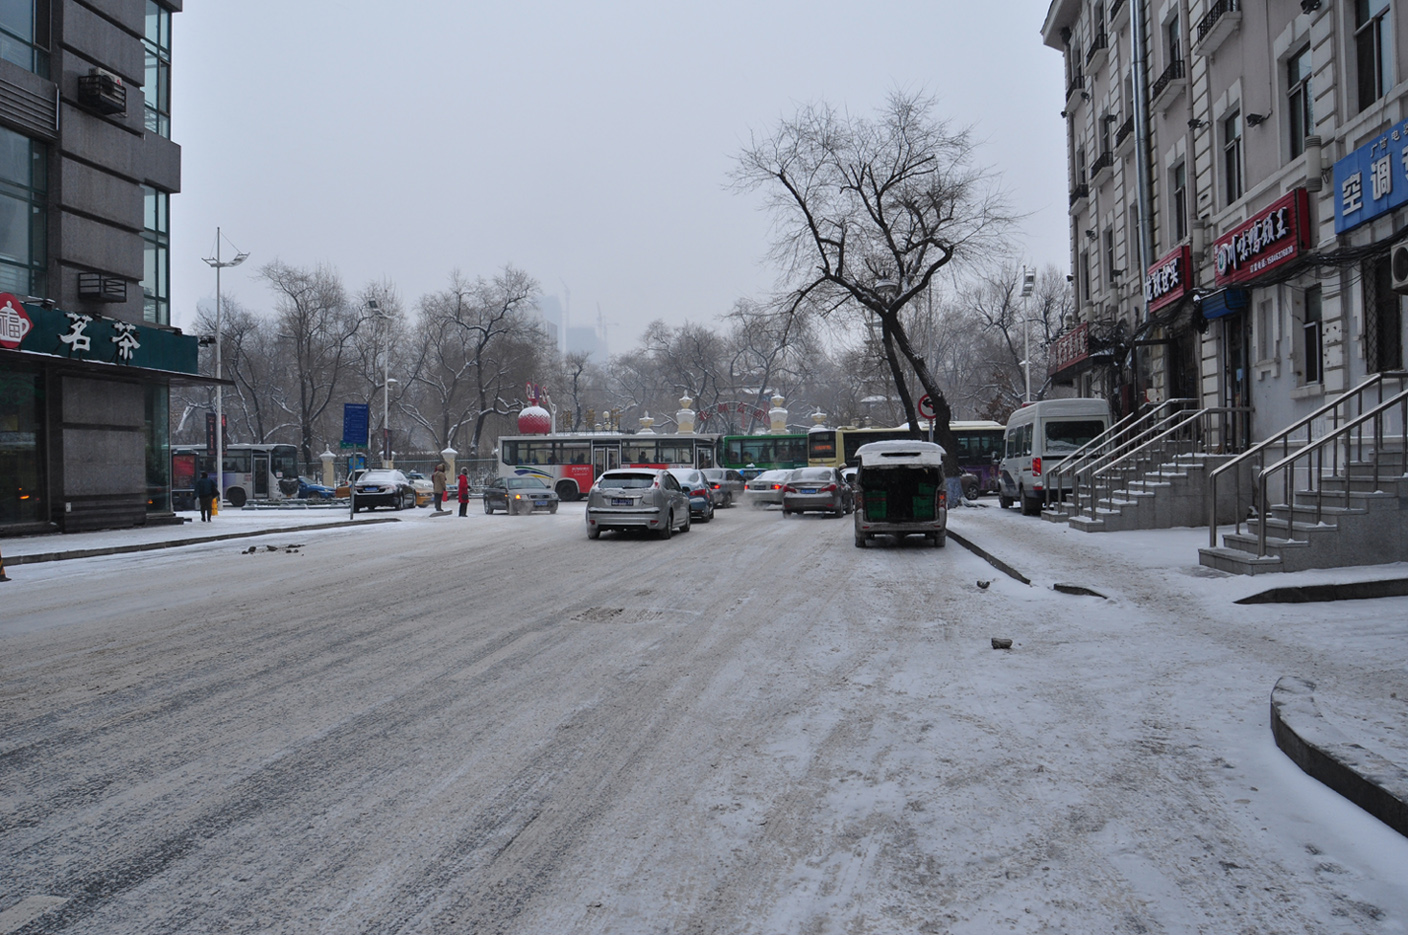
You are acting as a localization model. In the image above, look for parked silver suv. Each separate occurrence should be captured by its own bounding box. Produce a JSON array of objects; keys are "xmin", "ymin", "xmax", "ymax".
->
[{"xmin": 585, "ymin": 469, "xmax": 691, "ymax": 540}]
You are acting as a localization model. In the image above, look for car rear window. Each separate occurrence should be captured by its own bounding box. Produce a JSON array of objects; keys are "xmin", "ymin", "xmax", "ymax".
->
[
  {"xmin": 791, "ymin": 468, "xmax": 832, "ymax": 481},
  {"xmin": 598, "ymin": 472, "xmax": 657, "ymax": 489}
]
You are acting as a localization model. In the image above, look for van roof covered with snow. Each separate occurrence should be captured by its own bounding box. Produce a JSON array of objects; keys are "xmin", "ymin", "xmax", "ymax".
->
[{"xmin": 854, "ymin": 439, "xmax": 947, "ymax": 468}]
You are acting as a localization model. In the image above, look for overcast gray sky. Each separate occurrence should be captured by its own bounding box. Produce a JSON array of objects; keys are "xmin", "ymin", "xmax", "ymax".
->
[{"xmin": 171, "ymin": 1, "xmax": 1069, "ymax": 353}]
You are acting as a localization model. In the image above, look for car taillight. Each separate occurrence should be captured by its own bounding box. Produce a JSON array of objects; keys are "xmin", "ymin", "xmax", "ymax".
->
[
  {"xmin": 782, "ymin": 484, "xmax": 797, "ymax": 493},
  {"xmin": 819, "ymin": 483, "xmax": 837, "ymax": 493},
  {"xmin": 939, "ymin": 490, "xmax": 947, "ymax": 507},
  {"xmin": 1032, "ymin": 457, "xmax": 1042, "ymax": 476}
]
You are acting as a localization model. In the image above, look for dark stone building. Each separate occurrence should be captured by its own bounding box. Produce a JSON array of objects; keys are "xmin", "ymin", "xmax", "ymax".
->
[{"xmin": 1, "ymin": 0, "xmax": 207, "ymax": 534}]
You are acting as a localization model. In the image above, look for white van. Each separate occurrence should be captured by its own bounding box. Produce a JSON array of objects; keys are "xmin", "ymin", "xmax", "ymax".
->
[{"xmin": 998, "ymin": 398, "xmax": 1111, "ymax": 515}]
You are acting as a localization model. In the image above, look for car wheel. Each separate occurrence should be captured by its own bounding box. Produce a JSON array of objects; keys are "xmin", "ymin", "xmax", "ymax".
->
[
  {"xmin": 999, "ymin": 493, "xmax": 1013, "ymax": 509},
  {"xmin": 1020, "ymin": 487, "xmax": 1041, "ymax": 516},
  {"xmin": 483, "ymin": 498, "xmax": 494, "ymax": 514},
  {"xmin": 681, "ymin": 511, "xmax": 692, "ymax": 533},
  {"xmin": 587, "ymin": 523, "xmax": 600, "ymax": 539},
  {"xmin": 658, "ymin": 511, "xmax": 673, "ymax": 540},
  {"xmin": 965, "ymin": 482, "xmax": 980, "ymax": 501},
  {"xmin": 699, "ymin": 503, "xmax": 712, "ymax": 523},
  {"xmin": 549, "ymin": 504, "xmax": 558, "ymax": 514},
  {"xmin": 935, "ymin": 528, "xmax": 947, "ymax": 548}
]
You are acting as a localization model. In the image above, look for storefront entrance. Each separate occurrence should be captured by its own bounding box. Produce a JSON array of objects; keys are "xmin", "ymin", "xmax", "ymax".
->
[
  {"xmin": 1223, "ymin": 315, "xmax": 1251, "ymax": 450},
  {"xmin": 0, "ymin": 365, "xmax": 45, "ymax": 528}
]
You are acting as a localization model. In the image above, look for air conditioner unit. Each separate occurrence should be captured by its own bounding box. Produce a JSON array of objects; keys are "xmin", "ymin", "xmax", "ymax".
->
[{"xmin": 1392, "ymin": 238, "xmax": 1408, "ymax": 293}]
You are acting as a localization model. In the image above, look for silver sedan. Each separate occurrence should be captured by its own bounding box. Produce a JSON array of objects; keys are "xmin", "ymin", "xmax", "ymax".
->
[{"xmin": 585, "ymin": 469, "xmax": 691, "ymax": 539}]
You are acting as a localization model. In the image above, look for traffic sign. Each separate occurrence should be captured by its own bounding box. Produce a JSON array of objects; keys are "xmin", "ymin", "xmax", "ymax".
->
[{"xmin": 917, "ymin": 394, "xmax": 936, "ymax": 420}]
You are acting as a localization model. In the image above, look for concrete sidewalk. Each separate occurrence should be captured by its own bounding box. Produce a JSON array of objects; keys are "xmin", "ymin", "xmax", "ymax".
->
[
  {"xmin": 952, "ymin": 503, "xmax": 1408, "ymax": 841},
  {"xmin": 0, "ymin": 508, "xmax": 410, "ymax": 566}
]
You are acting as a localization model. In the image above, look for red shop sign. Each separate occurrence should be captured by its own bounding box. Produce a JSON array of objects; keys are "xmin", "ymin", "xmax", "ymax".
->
[
  {"xmin": 1144, "ymin": 246, "xmax": 1192, "ymax": 314},
  {"xmin": 1048, "ymin": 321, "xmax": 1090, "ymax": 376},
  {"xmin": 1213, "ymin": 188, "xmax": 1310, "ymax": 287}
]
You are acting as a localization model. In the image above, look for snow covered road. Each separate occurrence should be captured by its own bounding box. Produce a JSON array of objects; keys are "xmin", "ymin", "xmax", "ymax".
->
[{"xmin": 2, "ymin": 503, "xmax": 1406, "ymax": 933}]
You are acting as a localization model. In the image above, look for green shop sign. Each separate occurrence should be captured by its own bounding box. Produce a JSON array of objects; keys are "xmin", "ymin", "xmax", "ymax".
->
[{"xmin": 0, "ymin": 292, "xmax": 198, "ymax": 374}]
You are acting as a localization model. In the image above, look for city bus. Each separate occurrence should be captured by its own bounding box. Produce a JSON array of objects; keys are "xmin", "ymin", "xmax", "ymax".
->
[
  {"xmin": 496, "ymin": 433, "xmax": 721, "ymax": 501},
  {"xmin": 171, "ymin": 443, "xmax": 300, "ymax": 509},
  {"xmin": 949, "ymin": 420, "xmax": 1006, "ymax": 496},
  {"xmin": 718, "ymin": 433, "xmax": 809, "ymax": 479},
  {"xmin": 807, "ymin": 426, "xmax": 915, "ymax": 469}
]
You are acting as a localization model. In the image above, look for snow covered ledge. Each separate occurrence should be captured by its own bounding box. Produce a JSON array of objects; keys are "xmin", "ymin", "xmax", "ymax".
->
[{"xmin": 1271, "ymin": 676, "xmax": 1408, "ymax": 838}]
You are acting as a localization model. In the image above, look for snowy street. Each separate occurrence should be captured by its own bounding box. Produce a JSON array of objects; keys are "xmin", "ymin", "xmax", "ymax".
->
[{"xmin": 2, "ymin": 503, "xmax": 1407, "ymax": 934}]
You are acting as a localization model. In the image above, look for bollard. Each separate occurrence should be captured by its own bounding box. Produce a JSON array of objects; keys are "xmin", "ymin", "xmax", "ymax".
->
[{"xmin": 0, "ymin": 546, "xmax": 10, "ymax": 582}]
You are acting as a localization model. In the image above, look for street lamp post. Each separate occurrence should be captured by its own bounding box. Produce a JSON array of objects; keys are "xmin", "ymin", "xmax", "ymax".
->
[
  {"xmin": 369, "ymin": 300, "xmax": 397, "ymax": 467},
  {"xmin": 1020, "ymin": 268, "xmax": 1037, "ymax": 403},
  {"xmin": 202, "ymin": 228, "xmax": 248, "ymax": 503}
]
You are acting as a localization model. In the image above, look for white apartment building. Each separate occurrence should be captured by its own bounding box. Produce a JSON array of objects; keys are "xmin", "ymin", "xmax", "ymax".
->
[{"xmin": 1042, "ymin": 0, "xmax": 1407, "ymax": 446}]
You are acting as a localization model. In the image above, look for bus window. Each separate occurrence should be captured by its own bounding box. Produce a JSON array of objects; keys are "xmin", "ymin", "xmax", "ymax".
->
[{"xmin": 271, "ymin": 445, "xmax": 298, "ymax": 479}]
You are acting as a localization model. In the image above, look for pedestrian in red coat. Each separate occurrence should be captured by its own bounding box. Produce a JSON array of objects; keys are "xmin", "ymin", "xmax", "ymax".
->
[{"xmin": 457, "ymin": 468, "xmax": 470, "ymax": 517}]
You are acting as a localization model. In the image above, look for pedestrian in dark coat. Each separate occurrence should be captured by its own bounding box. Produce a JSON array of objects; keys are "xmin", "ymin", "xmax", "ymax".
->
[
  {"xmin": 457, "ymin": 468, "xmax": 470, "ymax": 517},
  {"xmin": 195, "ymin": 471, "xmax": 218, "ymax": 522}
]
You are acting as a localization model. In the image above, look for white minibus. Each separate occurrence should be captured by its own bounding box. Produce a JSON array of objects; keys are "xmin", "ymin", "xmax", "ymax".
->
[{"xmin": 998, "ymin": 398, "xmax": 1111, "ymax": 515}]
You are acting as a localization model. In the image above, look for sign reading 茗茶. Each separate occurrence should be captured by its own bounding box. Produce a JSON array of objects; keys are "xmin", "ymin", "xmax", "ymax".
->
[{"xmin": 0, "ymin": 293, "xmax": 198, "ymax": 373}]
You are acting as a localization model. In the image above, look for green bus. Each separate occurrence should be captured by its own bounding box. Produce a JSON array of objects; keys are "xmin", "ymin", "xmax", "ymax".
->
[{"xmin": 719, "ymin": 433, "xmax": 810, "ymax": 479}]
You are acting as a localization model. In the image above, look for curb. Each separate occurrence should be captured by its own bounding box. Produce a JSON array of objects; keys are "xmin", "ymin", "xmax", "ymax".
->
[
  {"xmin": 3, "ymin": 517, "xmax": 401, "ymax": 566},
  {"xmin": 1237, "ymin": 577, "xmax": 1408, "ymax": 604},
  {"xmin": 1270, "ymin": 675, "xmax": 1408, "ymax": 838},
  {"xmin": 946, "ymin": 529, "xmax": 1032, "ymax": 585}
]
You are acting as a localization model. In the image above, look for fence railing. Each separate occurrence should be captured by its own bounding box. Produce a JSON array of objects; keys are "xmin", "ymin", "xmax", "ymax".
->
[
  {"xmin": 1044, "ymin": 399, "xmax": 1192, "ymax": 512},
  {"xmin": 1207, "ymin": 370, "xmax": 1408, "ymax": 549}
]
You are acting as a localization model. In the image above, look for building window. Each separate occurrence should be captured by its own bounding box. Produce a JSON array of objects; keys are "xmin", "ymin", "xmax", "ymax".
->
[
  {"xmin": 1288, "ymin": 45, "xmax": 1313, "ymax": 158},
  {"xmin": 144, "ymin": 1, "xmax": 172, "ymax": 137},
  {"xmin": 1356, "ymin": 0, "xmax": 1392, "ymax": 113},
  {"xmin": 1080, "ymin": 249, "xmax": 1091, "ymax": 304},
  {"xmin": 145, "ymin": 383, "xmax": 170, "ymax": 512},
  {"xmin": 1365, "ymin": 256, "xmax": 1404, "ymax": 372},
  {"xmin": 1223, "ymin": 110, "xmax": 1243, "ymax": 205},
  {"xmin": 1104, "ymin": 229, "xmax": 1116, "ymax": 284},
  {"xmin": 141, "ymin": 186, "xmax": 170, "ymax": 325},
  {"xmin": 0, "ymin": 0, "xmax": 50, "ymax": 78},
  {"xmin": 0, "ymin": 126, "xmax": 48, "ymax": 299},
  {"xmin": 1170, "ymin": 162, "xmax": 1187, "ymax": 242},
  {"xmin": 1302, "ymin": 286, "xmax": 1323, "ymax": 384},
  {"xmin": 0, "ymin": 364, "xmax": 45, "ymax": 527},
  {"xmin": 1166, "ymin": 12, "xmax": 1181, "ymax": 65}
]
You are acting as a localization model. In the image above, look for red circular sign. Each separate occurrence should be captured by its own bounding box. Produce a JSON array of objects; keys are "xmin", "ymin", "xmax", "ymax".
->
[
  {"xmin": 0, "ymin": 293, "xmax": 33, "ymax": 350},
  {"xmin": 917, "ymin": 394, "xmax": 936, "ymax": 420}
]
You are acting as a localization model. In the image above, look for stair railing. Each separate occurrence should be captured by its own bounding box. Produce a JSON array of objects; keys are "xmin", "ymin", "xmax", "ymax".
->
[
  {"xmin": 1207, "ymin": 370, "xmax": 1408, "ymax": 548},
  {"xmin": 1249, "ymin": 388, "xmax": 1408, "ymax": 557},
  {"xmin": 1083, "ymin": 407, "xmax": 1250, "ymax": 517},
  {"xmin": 1046, "ymin": 399, "xmax": 1194, "ymax": 516}
]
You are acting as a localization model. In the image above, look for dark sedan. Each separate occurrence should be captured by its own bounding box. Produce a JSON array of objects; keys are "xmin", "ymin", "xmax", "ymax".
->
[
  {"xmin": 483, "ymin": 476, "xmax": 560, "ymax": 514},
  {"xmin": 782, "ymin": 466, "xmax": 854, "ymax": 517},
  {"xmin": 351, "ymin": 469, "xmax": 417, "ymax": 511}
]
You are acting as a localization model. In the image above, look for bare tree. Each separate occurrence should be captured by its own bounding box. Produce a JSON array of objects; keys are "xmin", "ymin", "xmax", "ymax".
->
[
  {"xmin": 261, "ymin": 261, "xmax": 371, "ymax": 466},
  {"xmin": 734, "ymin": 90, "xmax": 1012, "ymax": 463}
]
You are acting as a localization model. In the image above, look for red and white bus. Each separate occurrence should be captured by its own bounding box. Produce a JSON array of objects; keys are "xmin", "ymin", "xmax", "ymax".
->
[{"xmin": 496, "ymin": 433, "xmax": 721, "ymax": 501}]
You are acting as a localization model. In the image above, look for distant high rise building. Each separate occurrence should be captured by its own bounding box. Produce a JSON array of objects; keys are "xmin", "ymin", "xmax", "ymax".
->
[{"xmin": 535, "ymin": 294, "xmax": 565, "ymax": 351}]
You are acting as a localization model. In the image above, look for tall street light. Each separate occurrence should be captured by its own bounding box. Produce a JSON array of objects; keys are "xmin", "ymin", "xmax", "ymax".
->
[
  {"xmin": 203, "ymin": 228, "xmax": 248, "ymax": 502},
  {"xmin": 369, "ymin": 299, "xmax": 396, "ymax": 467},
  {"xmin": 1020, "ymin": 268, "xmax": 1037, "ymax": 403}
]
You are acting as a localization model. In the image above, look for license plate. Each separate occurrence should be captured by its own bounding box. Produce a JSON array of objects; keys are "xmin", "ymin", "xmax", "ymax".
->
[
  {"xmin": 611, "ymin": 497, "xmax": 633, "ymax": 506},
  {"xmin": 801, "ymin": 488, "xmax": 817, "ymax": 494}
]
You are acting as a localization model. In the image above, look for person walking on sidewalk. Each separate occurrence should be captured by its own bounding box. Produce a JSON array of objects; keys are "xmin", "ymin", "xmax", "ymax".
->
[
  {"xmin": 195, "ymin": 471, "xmax": 218, "ymax": 522},
  {"xmin": 457, "ymin": 467, "xmax": 470, "ymax": 517},
  {"xmin": 432, "ymin": 463, "xmax": 448, "ymax": 512}
]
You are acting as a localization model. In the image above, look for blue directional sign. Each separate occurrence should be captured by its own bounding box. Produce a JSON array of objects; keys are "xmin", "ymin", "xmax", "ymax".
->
[{"xmin": 341, "ymin": 402, "xmax": 370, "ymax": 449}]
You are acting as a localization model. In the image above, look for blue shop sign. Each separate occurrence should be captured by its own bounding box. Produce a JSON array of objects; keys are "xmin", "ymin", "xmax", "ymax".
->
[{"xmin": 1334, "ymin": 118, "xmax": 1408, "ymax": 233}]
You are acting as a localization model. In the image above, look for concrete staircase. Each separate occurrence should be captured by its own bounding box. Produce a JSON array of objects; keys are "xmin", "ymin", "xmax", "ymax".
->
[
  {"xmin": 1200, "ymin": 450, "xmax": 1408, "ymax": 575},
  {"xmin": 1043, "ymin": 453, "xmax": 1245, "ymax": 532}
]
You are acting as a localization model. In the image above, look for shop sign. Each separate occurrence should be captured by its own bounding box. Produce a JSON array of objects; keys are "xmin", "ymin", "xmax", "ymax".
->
[
  {"xmin": 1048, "ymin": 321, "xmax": 1090, "ymax": 376},
  {"xmin": 0, "ymin": 293, "xmax": 34, "ymax": 349},
  {"xmin": 1213, "ymin": 188, "xmax": 1310, "ymax": 287},
  {"xmin": 0, "ymin": 295, "xmax": 197, "ymax": 373},
  {"xmin": 1334, "ymin": 117, "xmax": 1408, "ymax": 233},
  {"xmin": 1144, "ymin": 246, "xmax": 1192, "ymax": 313}
]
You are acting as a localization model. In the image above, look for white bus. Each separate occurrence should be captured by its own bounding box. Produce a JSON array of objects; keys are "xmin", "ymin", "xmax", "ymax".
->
[
  {"xmin": 172, "ymin": 443, "xmax": 301, "ymax": 508},
  {"xmin": 496, "ymin": 433, "xmax": 721, "ymax": 501}
]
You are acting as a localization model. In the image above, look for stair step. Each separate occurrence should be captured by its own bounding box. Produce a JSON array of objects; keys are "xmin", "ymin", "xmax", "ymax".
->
[{"xmin": 1198, "ymin": 545, "xmax": 1284, "ymax": 575}]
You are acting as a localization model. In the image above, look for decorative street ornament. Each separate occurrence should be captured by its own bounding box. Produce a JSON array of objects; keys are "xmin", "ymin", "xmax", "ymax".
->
[
  {"xmin": 769, "ymin": 395, "xmax": 788, "ymax": 434},
  {"xmin": 676, "ymin": 396, "xmax": 696, "ymax": 434}
]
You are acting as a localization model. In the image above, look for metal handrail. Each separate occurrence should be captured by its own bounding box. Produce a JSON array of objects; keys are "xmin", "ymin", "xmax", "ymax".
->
[
  {"xmin": 1079, "ymin": 407, "xmax": 1248, "ymax": 520},
  {"xmin": 1206, "ymin": 370, "xmax": 1408, "ymax": 546},
  {"xmin": 1065, "ymin": 405, "xmax": 1197, "ymax": 517},
  {"xmin": 1249, "ymin": 388, "xmax": 1408, "ymax": 557},
  {"xmin": 1045, "ymin": 399, "xmax": 1193, "ymax": 514}
]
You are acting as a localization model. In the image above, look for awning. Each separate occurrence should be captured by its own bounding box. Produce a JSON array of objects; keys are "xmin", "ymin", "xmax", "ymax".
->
[
  {"xmin": 1199, "ymin": 288, "xmax": 1250, "ymax": 321},
  {"xmin": 0, "ymin": 346, "xmax": 233, "ymax": 387}
]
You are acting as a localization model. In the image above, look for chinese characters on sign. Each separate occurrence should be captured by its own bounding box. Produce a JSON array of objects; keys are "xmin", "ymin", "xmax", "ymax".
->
[
  {"xmin": 1334, "ymin": 118, "xmax": 1408, "ymax": 232},
  {"xmin": 0, "ymin": 293, "xmax": 33, "ymax": 349},
  {"xmin": 1213, "ymin": 188, "xmax": 1310, "ymax": 287},
  {"xmin": 1144, "ymin": 246, "xmax": 1192, "ymax": 314},
  {"xmin": 1047, "ymin": 321, "xmax": 1090, "ymax": 377}
]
